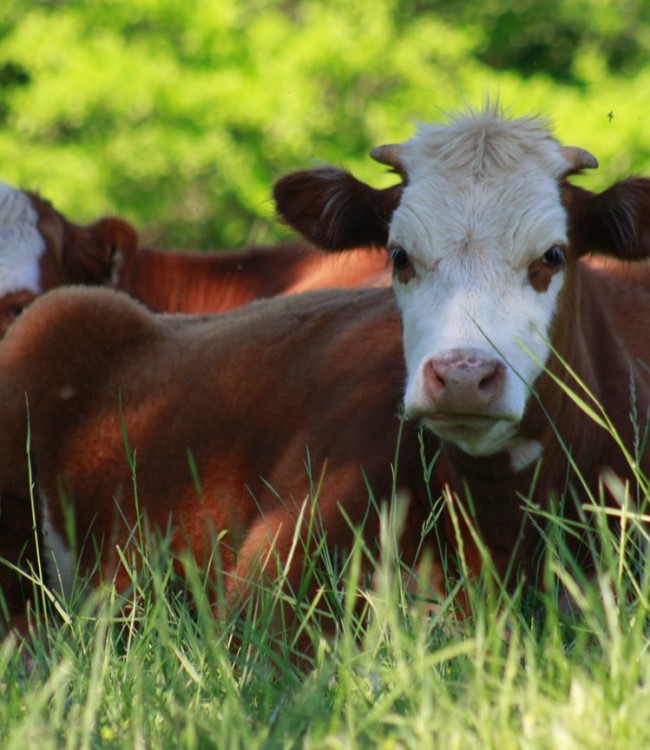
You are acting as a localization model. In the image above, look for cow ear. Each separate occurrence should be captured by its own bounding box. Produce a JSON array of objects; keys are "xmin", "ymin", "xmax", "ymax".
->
[
  {"xmin": 273, "ymin": 167, "xmax": 402, "ymax": 251},
  {"xmin": 567, "ymin": 179, "xmax": 650, "ymax": 261},
  {"xmin": 64, "ymin": 217, "xmax": 139, "ymax": 284}
]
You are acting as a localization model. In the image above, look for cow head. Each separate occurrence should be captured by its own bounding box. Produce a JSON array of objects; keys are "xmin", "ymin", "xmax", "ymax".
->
[
  {"xmin": 0, "ymin": 184, "xmax": 139, "ymax": 337},
  {"xmin": 274, "ymin": 106, "xmax": 650, "ymax": 460}
]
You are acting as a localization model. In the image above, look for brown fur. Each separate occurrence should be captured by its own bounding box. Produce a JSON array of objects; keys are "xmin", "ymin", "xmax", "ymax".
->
[
  {"xmin": 0, "ymin": 286, "xmax": 435, "ymax": 633},
  {"xmin": 1, "ymin": 237, "xmax": 649, "ymax": 637}
]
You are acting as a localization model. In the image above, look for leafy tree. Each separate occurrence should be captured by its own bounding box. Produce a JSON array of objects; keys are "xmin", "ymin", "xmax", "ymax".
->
[{"xmin": 1, "ymin": 0, "xmax": 649, "ymax": 249}]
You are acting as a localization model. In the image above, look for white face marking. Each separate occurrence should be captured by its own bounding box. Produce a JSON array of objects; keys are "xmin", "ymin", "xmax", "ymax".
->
[
  {"xmin": 39, "ymin": 491, "xmax": 76, "ymax": 601},
  {"xmin": 387, "ymin": 110, "xmax": 573, "ymax": 456},
  {"xmin": 0, "ymin": 184, "xmax": 46, "ymax": 298}
]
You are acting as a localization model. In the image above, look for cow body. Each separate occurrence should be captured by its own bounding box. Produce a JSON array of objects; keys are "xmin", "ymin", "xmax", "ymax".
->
[
  {"xmin": 0, "ymin": 286, "xmax": 436, "ymax": 632},
  {"xmin": 0, "ymin": 184, "xmax": 388, "ymax": 335},
  {"xmin": 116, "ymin": 242, "xmax": 389, "ymax": 313}
]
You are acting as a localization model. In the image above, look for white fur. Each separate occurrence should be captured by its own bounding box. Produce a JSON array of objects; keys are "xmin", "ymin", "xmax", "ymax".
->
[
  {"xmin": 39, "ymin": 491, "xmax": 75, "ymax": 601},
  {"xmin": 509, "ymin": 439, "xmax": 544, "ymax": 473},
  {"xmin": 387, "ymin": 108, "xmax": 573, "ymax": 456},
  {"xmin": 0, "ymin": 184, "xmax": 46, "ymax": 298}
]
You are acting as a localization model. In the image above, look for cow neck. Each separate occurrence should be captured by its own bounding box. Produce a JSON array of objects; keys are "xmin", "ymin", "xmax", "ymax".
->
[
  {"xmin": 519, "ymin": 260, "xmax": 605, "ymax": 481},
  {"xmin": 441, "ymin": 442, "xmax": 518, "ymax": 481}
]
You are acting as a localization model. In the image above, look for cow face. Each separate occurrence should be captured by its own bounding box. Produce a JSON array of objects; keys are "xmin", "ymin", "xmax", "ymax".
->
[
  {"xmin": 378, "ymin": 112, "xmax": 594, "ymax": 456},
  {"xmin": 0, "ymin": 184, "xmax": 45, "ymax": 336},
  {"xmin": 274, "ymin": 108, "xmax": 603, "ymax": 461},
  {"xmin": 0, "ymin": 184, "xmax": 139, "ymax": 338}
]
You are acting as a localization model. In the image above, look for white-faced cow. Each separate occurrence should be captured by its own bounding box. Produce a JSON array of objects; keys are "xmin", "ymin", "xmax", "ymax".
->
[
  {"xmin": 0, "ymin": 184, "xmax": 389, "ymax": 335},
  {"xmin": 274, "ymin": 105, "xmax": 650, "ymax": 577}
]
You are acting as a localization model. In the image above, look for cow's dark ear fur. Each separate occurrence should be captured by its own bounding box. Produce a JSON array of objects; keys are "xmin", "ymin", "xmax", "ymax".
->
[
  {"xmin": 64, "ymin": 217, "xmax": 139, "ymax": 284},
  {"xmin": 567, "ymin": 178, "xmax": 650, "ymax": 261},
  {"xmin": 273, "ymin": 167, "xmax": 402, "ymax": 251}
]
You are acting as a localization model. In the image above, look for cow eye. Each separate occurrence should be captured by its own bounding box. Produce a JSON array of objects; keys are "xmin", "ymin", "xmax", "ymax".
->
[
  {"xmin": 542, "ymin": 245, "xmax": 566, "ymax": 267},
  {"xmin": 4, "ymin": 305, "xmax": 24, "ymax": 324},
  {"xmin": 389, "ymin": 246, "xmax": 410, "ymax": 270}
]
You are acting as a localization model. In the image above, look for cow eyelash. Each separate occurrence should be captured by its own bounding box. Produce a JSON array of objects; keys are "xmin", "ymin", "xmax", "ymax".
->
[{"xmin": 389, "ymin": 245, "xmax": 410, "ymax": 270}]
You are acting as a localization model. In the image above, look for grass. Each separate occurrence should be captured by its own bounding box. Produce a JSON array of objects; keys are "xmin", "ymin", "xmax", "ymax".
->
[
  {"xmin": 2, "ymin": 395, "xmax": 650, "ymax": 748},
  {"xmin": 2, "ymin": 488, "xmax": 650, "ymax": 750}
]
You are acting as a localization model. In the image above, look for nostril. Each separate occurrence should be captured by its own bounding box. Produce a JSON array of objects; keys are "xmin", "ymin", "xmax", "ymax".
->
[
  {"xmin": 478, "ymin": 363, "xmax": 504, "ymax": 397},
  {"xmin": 424, "ymin": 360, "xmax": 447, "ymax": 397},
  {"xmin": 479, "ymin": 371, "xmax": 497, "ymax": 392},
  {"xmin": 432, "ymin": 370, "xmax": 446, "ymax": 389}
]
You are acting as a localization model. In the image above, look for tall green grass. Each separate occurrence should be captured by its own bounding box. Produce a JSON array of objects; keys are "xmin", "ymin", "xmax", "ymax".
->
[{"xmin": 1, "ymin": 395, "xmax": 650, "ymax": 749}]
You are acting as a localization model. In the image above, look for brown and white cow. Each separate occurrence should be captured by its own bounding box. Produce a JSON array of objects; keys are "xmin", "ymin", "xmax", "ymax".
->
[
  {"xmin": 0, "ymin": 184, "xmax": 389, "ymax": 335},
  {"xmin": 274, "ymin": 105, "xmax": 650, "ymax": 573}
]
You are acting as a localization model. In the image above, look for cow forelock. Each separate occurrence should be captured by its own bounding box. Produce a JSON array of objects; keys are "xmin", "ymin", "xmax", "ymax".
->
[
  {"xmin": 0, "ymin": 184, "xmax": 46, "ymax": 299},
  {"xmin": 387, "ymin": 110, "xmax": 572, "ymax": 457}
]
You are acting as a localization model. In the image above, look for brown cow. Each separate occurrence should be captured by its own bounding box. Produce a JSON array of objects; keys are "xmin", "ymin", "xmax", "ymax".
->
[
  {"xmin": 0, "ymin": 286, "xmax": 429, "ymax": 638},
  {"xmin": 0, "ymin": 184, "xmax": 389, "ymax": 335}
]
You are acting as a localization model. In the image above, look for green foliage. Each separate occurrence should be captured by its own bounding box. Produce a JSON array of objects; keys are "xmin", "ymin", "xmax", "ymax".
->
[{"xmin": 1, "ymin": 1, "xmax": 650, "ymax": 249}]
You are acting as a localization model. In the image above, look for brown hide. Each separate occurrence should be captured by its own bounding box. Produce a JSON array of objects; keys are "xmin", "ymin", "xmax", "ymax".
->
[
  {"xmin": 117, "ymin": 243, "xmax": 390, "ymax": 313},
  {"xmin": 1, "ymin": 249, "xmax": 649, "ymax": 636},
  {"xmin": 0, "ymin": 286, "xmax": 436, "ymax": 632}
]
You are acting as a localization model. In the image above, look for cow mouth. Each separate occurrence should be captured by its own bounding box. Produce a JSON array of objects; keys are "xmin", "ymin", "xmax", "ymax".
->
[{"xmin": 419, "ymin": 413, "xmax": 519, "ymax": 453}]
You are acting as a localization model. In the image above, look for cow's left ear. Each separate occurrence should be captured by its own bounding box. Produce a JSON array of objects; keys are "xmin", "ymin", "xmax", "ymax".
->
[
  {"xmin": 566, "ymin": 179, "xmax": 650, "ymax": 261},
  {"xmin": 274, "ymin": 167, "xmax": 402, "ymax": 251},
  {"xmin": 64, "ymin": 217, "xmax": 140, "ymax": 284}
]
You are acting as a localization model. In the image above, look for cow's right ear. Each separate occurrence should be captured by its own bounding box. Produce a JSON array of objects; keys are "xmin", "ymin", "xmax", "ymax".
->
[
  {"xmin": 273, "ymin": 167, "xmax": 402, "ymax": 251},
  {"xmin": 64, "ymin": 217, "xmax": 139, "ymax": 284},
  {"xmin": 566, "ymin": 179, "xmax": 650, "ymax": 261}
]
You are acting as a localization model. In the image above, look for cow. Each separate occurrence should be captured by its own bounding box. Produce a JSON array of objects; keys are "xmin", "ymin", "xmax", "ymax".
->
[
  {"xmin": 0, "ymin": 285, "xmax": 431, "ymax": 641},
  {"xmin": 0, "ymin": 183, "xmax": 389, "ymax": 336},
  {"xmin": 273, "ymin": 104, "xmax": 650, "ymax": 585}
]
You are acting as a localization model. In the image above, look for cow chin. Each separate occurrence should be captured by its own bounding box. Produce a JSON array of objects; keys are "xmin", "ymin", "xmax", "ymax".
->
[{"xmin": 419, "ymin": 412, "xmax": 520, "ymax": 457}]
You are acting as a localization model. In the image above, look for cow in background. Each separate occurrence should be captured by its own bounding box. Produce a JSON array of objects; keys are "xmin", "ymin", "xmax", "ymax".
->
[{"xmin": 0, "ymin": 184, "xmax": 389, "ymax": 335}]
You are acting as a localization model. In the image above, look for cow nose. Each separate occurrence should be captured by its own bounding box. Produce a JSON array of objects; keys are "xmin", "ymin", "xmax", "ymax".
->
[{"xmin": 423, "ymin": 350, "xmax": 505, "ymax": 413}]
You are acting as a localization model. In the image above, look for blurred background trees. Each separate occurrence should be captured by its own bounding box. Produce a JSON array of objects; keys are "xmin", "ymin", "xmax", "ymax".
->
[{"xmin": 1, "ymin": 0, "xmax": 649, "ymax": 249}]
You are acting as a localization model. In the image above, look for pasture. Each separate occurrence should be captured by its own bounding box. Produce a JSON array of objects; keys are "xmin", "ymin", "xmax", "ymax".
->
[{"xmin": 3, "ymin": 2, "xmax": 650, "ymax": 748}]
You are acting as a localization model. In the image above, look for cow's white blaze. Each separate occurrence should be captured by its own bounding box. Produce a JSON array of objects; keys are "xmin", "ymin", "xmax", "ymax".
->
[
  {"xmin": 0, "ymin": 184, "xmax": 45, "ymax": 298},
  {"xmin": 386, "ymin": 110, "xmax": 573, "ymax": 456}
]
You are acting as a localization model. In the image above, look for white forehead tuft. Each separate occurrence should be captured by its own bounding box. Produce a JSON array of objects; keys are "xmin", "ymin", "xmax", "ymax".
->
[
  {"xmin": 0, "ymin": 183, "xmax": 46, "ymax": 297},
  {"xmin": 400, "ymin": 106, "xmax": 568, "ymax": 181},
  {"xmin": 388, "ymin": 106, "xmax": 571, "ymax": 270}
]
